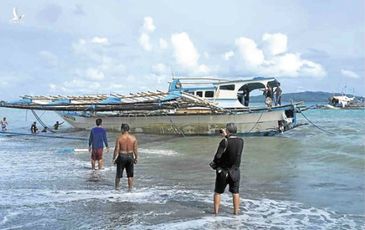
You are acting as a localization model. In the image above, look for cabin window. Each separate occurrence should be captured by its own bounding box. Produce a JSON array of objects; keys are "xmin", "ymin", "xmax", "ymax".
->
[
  {"xmin": 196, "ymin": 91, "xmax": 203, "ymax": 97},
  {"xmin": 219, "ymin": 84, "xmax": 235, "ymax": 90},
  {"xmin": 187, "ymin": 91, "xmax": 194, "ymax": 95},
  {"xmin": 205, "ymin": 91, "xmax": 214, "ymax": 98}
]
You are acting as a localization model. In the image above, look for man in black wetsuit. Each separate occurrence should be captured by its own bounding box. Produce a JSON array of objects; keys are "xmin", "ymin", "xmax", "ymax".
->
[{"xmin": 211, "ymin": 123, "xmax": 244, "ymax": 215}]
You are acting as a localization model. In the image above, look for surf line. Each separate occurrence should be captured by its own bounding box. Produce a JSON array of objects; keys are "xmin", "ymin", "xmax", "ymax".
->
[{"xmin": 0, "ymin": 131, "xmax": 87, "ymax": 141}]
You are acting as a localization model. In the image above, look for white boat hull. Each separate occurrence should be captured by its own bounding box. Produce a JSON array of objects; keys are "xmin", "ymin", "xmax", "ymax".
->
[{"xmin": 60, "ymin": 106, "xmax": 297, "ymax": 136}]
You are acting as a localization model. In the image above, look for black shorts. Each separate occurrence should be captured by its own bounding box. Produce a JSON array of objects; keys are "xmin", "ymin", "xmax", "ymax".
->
[
  {"xmin": 214, "ymin": 168, "xmax": 240, "ymax": 194},
  {"xmin": 116, "ymin": 154, "xmax": 134, "ymax": 178}
]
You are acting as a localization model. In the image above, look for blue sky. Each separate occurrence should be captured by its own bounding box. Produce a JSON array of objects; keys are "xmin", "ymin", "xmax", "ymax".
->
[{"xmin": 0, "ymin": 0, "xmax": 364, "ymax": 99}]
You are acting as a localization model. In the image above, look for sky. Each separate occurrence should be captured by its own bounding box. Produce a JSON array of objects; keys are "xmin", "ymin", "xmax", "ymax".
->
[{"xmin": 0, "ymin": 0, "xmax": 364, "ymax": 100}]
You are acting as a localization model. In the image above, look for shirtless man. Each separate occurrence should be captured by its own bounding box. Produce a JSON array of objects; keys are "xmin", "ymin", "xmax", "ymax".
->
[{"xmin": 113, "ymin": 123, "xmax": 138, "ymax": 191}]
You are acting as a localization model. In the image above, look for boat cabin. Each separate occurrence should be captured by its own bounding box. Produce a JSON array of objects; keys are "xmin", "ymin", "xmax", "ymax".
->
[{"xmin": 168, "ymin": 77, "xmax": 280, "ymax": 108}]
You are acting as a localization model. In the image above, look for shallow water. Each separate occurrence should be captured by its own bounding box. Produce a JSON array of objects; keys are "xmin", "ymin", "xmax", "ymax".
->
[{"xmin": 0, "ymin": 108, "xmax": 364, "ymax": 229}]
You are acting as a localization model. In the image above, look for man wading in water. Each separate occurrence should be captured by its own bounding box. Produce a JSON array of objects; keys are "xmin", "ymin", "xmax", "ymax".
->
[
  {"xmin": 88, "ymin": 118, "xmax": 109, "ymax": 170},
  {"xmin": 210, "ymin": 123, "xmax": 244, "ymax": 215},
  {"xmin": 113, "ymin": 123, "xmax": 138, "ymax": 191}
]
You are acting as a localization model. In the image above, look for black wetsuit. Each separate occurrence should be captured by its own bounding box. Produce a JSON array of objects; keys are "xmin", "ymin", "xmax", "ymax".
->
[
  {"xmin": 31, "ymin": 124, "xmax": 38, "ymax": 134},
  {"xmin": 213, "ymin": 136, "xmax": 244, "ymax": 194}
]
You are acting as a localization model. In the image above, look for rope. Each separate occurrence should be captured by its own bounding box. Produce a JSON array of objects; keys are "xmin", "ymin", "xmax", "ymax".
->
[
  {"xmin": 247, "ymin": 111, "xmax": 264, "ymax": 133},
  {"xmin": 300, "ymin": 110, "xmax": 334, "ymax": 135},
  {"xmin": 31, "ymin": 110, "xmax": 56, "ymax": 133},
  {"xmin": 0, "ymin": 131, "xmax": 87, "ymax": 140},
  {"xmin": 169, "ymin": 117, "xmax": 185, "ymax": 137}
]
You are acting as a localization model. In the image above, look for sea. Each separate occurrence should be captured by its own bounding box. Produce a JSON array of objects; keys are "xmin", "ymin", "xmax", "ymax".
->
[{"xmin": 0, "ymin": 106, "xmax": 364, "ymax": 229}]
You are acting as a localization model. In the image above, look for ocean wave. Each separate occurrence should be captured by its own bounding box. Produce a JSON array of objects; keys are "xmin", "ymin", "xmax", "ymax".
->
[{"xmin": 0, "ymin": 187, "xmax": 362, "ymax": 229}]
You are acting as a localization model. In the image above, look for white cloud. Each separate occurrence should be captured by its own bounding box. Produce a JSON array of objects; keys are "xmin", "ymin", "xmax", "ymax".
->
[
  {"xmin": 223, "ymin": 51, "xmax": 234, "ymax": 61},
  {"xmin": 139, "ymin": 33, "xmax": 152, "ymax": 51},
  {"xmin": 85, "ymin": 68, "xmax": 105, "ymax": 80},
  {"xmin": 262, "ymin": 33, "xmax": 287, "ymax": 56},
  {"xmin": 91, "ymin": 36, "xmax": 109, "ymax": 45},
  {"xmin": 39, "ymin": 50, "xmax": 58, "ymax": 67},
  {"xmin": 233, "ymin": 33, "xmax": 326, "ymax": 78},
  {"xmin": 142, "ymin": 17, "xmax": 156, "ymax": 33},
  {"xmin": 170, "ymin": 32, "xmax": 209, "ymax": 74},
  {"xmin": 341, "ymin": 69, "xmax": 360, "ymax": 79},
  {"xmin": 138, "ymin": 17, "xmax": 156, "ymax": 51},
  {"xmin": 171, "ymin": 32, "xmax": 199, "ymax": 68},
  {"xmin": 159, "ymin": 38, "xmax": 168, "ymax": 49},
  {"xmin": 235, "ymin": 37, "xmax": 264, "ymax": 68}
]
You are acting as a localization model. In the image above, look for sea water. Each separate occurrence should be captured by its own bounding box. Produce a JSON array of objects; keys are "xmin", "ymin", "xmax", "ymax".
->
[{"xmin": 0, "ymin": 108, "xmax": 364, "ymax": 229}]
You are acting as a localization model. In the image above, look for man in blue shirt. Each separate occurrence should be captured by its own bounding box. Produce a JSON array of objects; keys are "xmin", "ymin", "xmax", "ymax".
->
[{"xmin": 88, "ymin": 118, "xmax": 109, "ymax": 170}]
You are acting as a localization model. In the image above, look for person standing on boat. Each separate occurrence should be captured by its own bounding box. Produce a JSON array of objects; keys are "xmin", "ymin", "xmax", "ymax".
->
[
  {"xmin": 113, "ymin": 123, "xmax": 138, "ymax": 191},
  {"xmin": 243, "ymin": 89, "xmax": 250, "ymax": 107},
  {"xmin": 88, "ymin": 118, "xmax": 109, "ymax": 170},
  {"xmin": 274, "ymin": 83, "xmax": 282, "ymax": 106},
  {"xmin": 210, "ymin": 123, "xmax": 244, "ymax": 215},
  {"xmin": 30, "ymin": 122, "xmax": 38, "ymax": 134},
  {"xmin": 1, "ymin": 117, "xmax": 8, "ymax": 131},
  {"xmin": 263, "ymin": 83, "xmax": 273, "ymax": 109}
]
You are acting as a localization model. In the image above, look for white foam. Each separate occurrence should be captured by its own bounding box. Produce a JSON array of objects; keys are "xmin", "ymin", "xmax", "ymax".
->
[
  {"xmin": 0, "ymin": 187, "xmax": 362, "ymax": 229},
  {"xmin": 140, "ymin": 148, "xmax": 178, "ymax": 156}
]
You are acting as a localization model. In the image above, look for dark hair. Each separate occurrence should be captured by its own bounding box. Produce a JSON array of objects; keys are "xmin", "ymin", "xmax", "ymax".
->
[
  {"xmin": 226, "ymin": 122, "xmax": 237, "ymax": 134},
  {"xmin": 121, "ymin": 123, "xmax": 130, "ymax": 132},
  {"xmin": 96, "ymin": 118, "xmax": 102, "ymax": 126}
]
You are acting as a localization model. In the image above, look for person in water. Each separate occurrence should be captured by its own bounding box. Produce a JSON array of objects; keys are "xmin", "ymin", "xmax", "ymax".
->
[
  {"xmin": 1, "ymin": 117, "xmax": 8, "ymax": 131},
  {"xmin": 53, "ymin": 121, "xmax": 64, "ymax": 130},
  {"xmin": 30, "ymin": 122, "xmax": 38, "ymax": 134},
  {"xmin": 88, "ymin": 118, "xmax": 109, "ymax": 170},
  {"xmin": 211, "ymin": 123, "xmax": 244, "ymax": 215},
  {"xmin": 113, "ymin": 123, "xmax": 138, "ymax": 191}
]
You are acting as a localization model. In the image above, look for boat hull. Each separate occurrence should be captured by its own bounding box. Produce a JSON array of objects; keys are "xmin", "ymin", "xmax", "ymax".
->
[{"xmin": 59, "ymin": 105, "xmax": 297, "ymax": 136}]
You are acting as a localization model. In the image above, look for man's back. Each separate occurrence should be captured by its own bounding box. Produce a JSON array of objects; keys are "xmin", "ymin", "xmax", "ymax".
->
[
  {"xmin": 117, "ymin": 133, "xmax": 136, "ymax": 153},
  {"xmin": 89, "ymin": 127, "xmax": 108, "ymax": 149},
  {"xmin": 220, "ymin": 137, "xmax": 244, "ymax": 169}
]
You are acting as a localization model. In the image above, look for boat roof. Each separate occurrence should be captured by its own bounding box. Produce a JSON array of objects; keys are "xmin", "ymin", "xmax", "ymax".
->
[{"xmin": 170, "ymin": 76, "xmax": 279, "ymax": 92}]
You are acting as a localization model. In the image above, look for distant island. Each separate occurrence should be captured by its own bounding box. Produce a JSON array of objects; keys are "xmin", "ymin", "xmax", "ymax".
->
[{"xmin": 250, "ymin": 91, "xmax": 365, "ymax": 103}]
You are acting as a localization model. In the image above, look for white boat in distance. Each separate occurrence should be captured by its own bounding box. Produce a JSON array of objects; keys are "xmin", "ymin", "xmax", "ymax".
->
[{"xmin": 0, "ymin": 77, "xmax": 305, "ymax": 136}]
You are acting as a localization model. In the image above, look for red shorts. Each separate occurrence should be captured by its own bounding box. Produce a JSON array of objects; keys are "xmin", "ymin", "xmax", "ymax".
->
[{"xmin": 91, "ymin": 148, "xmax": 103, "ymax": 161}]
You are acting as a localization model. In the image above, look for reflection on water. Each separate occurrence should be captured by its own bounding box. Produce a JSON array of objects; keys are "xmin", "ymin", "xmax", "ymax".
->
[{"xmin": 0, "ymin": 108, "xmax": 364, "ymax": 229}]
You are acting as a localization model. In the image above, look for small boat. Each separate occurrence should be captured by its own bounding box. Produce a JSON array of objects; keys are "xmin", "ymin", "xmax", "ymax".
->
[
  {"xmin": 327, "ymin": 95, "xmax": 365, "ymax": 109},
  {"xmin": 0, "ymin": 77, "xmax": 305, "ymax": 136}
]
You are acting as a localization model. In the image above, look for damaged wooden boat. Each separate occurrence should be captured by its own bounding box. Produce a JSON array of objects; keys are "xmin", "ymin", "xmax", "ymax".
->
[{"xmin": 0, "ymin": 77, "xmax": 305, "ymax": 136}]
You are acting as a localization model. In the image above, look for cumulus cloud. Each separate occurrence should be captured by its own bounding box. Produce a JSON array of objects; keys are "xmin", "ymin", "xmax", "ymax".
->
[
  {"xmin": 341, "ymin": 69, "xmax": 360, "ymax": 79},
  {"xmin": 235, "ymin": 37, "xmax": 264, "ymax": 68},
  {"xmin": 232, "ymin": 33, "xmax": 326, "ymax": 78},
  {"xmin": 170, "ymin": 32, "xmax": 209, "ymax": 74},
  {"xmin": 139, "ymin": 33, "xmax": 152, "ymax": 51},
  {"xmin": 262, "ymin": 33, "xmax": 287, "ymax": 56},
  {"xmin": 138, "ymin": 17, "xmax": 156, "ymax": 51},
  {"xmin": 142, "ymin": 17, "xmax": 156, "ymax": 33}
]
